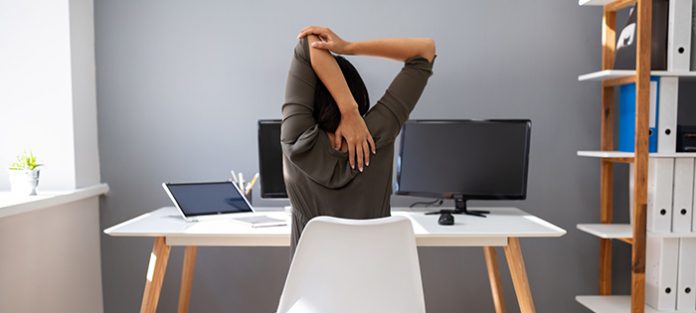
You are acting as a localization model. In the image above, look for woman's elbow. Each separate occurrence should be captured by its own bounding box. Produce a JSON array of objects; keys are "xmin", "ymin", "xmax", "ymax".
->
[{"xmin": 422, "ymin": 38, "xmax": 436, "ymax": 62}]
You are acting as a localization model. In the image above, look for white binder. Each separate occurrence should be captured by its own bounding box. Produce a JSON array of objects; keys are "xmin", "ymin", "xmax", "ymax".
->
[
  {"xmin": 673, "ymin": 158, "xmax": 694, "ymax": 233},
  {"xmin": 677, "ymin": 238, "xmax": 696, "ymax": 311},
  {"xmin": 668, "ymin": 0, "xmax": 693, "ymax": 71},
  {"xmin": 647, "ymin": 236, "xmax": 679, "ymax": 311},
  {"xmin": 657, "ymin": 77, "xmax": 679, "ymax": 153},
  {"xmin": 648, "ymin": 158, "xmax": 675, "ymax": 233}
]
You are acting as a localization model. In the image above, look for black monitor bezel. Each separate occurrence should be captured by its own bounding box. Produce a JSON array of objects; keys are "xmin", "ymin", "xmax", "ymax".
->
[
  {"xmin": 257, "ymin": 119, "xmax": 288, "ymax": 198},
  {"xmin": 395, "ymin": 119, "xmax": 532, "ymax": 200}
]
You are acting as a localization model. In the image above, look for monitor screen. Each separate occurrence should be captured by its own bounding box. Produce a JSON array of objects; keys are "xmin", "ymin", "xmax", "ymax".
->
[
  {"xmin": 163, "ymin": 181, "xmax": 253, "ymax": 217},
  {"xmin": 258, "ymin": 120, "xmax": 288, "ymax": 198},
  {"xmin": 396, "ymin": 120, "xmax": 531, "ymax": 200}
]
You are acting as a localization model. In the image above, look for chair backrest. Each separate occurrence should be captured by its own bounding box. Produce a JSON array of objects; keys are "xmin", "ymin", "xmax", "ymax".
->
[{"xmin": 276, "ymin": 216, "xmax": 425, "ymax": 313}]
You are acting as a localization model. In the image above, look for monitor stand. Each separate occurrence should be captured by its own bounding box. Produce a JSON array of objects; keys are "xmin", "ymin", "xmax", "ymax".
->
[{"xmin": 425, "ymin": 196, "xmax": 490, "ymax": 218}]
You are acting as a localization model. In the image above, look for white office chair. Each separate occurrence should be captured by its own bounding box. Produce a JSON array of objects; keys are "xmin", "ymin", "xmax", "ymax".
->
[{"xmin": 276, "ymin": 215, "xmax": 426, "ymax": 313}]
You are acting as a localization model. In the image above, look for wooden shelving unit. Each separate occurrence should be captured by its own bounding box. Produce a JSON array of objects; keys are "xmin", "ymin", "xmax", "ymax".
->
[{"xmin": 577, "ymin": 0, "xmax": 654, "ymax": 312}]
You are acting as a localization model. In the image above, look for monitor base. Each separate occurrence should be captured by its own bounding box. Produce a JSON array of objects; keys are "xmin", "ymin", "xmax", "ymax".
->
[
  {"xmin": 424, "ymin": 196, "xmax": 489, "ymax": 218},
  {"xmin": 425, "ymin": 208, "xmax": 490, "ymax": 218}
]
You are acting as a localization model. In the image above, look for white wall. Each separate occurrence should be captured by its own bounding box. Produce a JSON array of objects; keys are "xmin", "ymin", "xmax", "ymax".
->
[
  {"xmin": 0, "ymin": 0, "xmax": 104, "ymax": 312},
  {"xmin": 0, "ymin": 0, "xmax": 101, "ymax": 190},
  {"xmin": 0, "ymin": 198, "xmax": 104, "ymax": 313},
  {"xmin": 69, "ymin": 0, "xmax": 101, "ymax": 188}
]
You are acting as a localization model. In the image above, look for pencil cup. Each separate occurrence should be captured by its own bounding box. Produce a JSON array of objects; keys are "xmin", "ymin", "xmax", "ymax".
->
[{"xmin": 244, "ymin": 188, "xmax": 253, "ymax": 205}]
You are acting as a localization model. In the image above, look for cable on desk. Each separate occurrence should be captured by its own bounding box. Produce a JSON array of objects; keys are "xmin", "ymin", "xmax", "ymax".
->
[{"xmin": 409, "ymin": 199, "xmax": 443, "ymax": 208}]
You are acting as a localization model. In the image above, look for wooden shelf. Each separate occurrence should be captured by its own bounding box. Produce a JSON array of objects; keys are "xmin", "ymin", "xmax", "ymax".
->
[
  {"xmin": 577, "ymin": 151, "xmax": 634, "ymax": 163},
  {"xmin": 576, "ymin": 296, "xmax": 672, "ymax": 313},
  {"xmin": 577, "ymin": 224, "xmax": 632, "ymax": 239},
  {"xmin": 579, "ymin": 0, "xmax": 623, "ymax": 6},
  {"xmin": 577, "ymin": 151, "xmax": 633, "ymax": 159},
  {"xmin": 578, "ymin": 70, "xmax": 696, "ymax": 82},
  {"xmin": 579, "ymin": 0, "xmax": 637, "ymax": 12},
  {"xmin": 577, "ymin": 150, "xmax": 696, "ymax": 159}
]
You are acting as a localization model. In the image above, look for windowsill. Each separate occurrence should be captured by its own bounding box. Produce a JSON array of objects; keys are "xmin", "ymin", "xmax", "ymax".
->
[{"xmin": 0, "ymin": 183, "xmax": 109, "ymax": 219}]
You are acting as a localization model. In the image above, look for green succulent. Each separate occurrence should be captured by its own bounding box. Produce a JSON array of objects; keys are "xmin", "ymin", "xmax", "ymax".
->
[{"xmin": 8, "ymin": 151, "xmax": 42, "ymax": 171}]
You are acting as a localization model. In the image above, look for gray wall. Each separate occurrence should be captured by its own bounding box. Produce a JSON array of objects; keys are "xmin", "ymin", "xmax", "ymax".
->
[{"xmin": 95, "ymin": 1, "xmax": 630, "ymax": 312}]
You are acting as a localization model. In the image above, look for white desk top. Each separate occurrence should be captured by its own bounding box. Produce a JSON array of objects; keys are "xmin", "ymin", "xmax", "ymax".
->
[{"xmin": 104, "ymin": 207, "xmax": 565, "ymax": 247}]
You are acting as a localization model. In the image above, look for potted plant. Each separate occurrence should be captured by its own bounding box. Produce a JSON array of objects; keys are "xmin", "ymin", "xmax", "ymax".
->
[{"xmin": 8, "ymin": 151, "xmax": 42, "ymax": 195}]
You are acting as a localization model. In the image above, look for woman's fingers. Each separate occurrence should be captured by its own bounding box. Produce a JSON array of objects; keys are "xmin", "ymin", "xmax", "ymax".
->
[
  {"xmin": 311, "ymin": 41, "xmax": 332, "ymax": 50},
  {"xmin": 297, "ymin": 26, "xmax": 315, "ymax": 38},
  {"xmin": 297, "ymin": 26, "xmax": 329, "ymax": 39},
  {"xmin": 362, "ymin": 141, "xmax": 370, "ymax": 167},
  {"xmin": 334, "ymin": 129, "xmax": 342, "ymax": 150},
  {"xmin": 331, "ymin": 110, "xmax": 374, "ymax": 172},
  {"xmin": 347, "ymin": 143, "xmax": 355, "ymax": 170},
  {"xmin": 368, "ymin": 136, "xmax": 376, "ymax": 154},
  {"xmin": 299, "ymin": 25, "xmax": 313, "ymax": 34},
  {"xmin": 307, "ymin": 33, "xmax": 332, "ymax": 44},
  {"xmin": 355, "ymin": 143, "xmax": 364, "ymax": 172}
]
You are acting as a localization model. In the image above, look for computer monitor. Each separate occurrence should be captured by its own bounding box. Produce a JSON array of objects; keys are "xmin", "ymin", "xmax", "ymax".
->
[
  {"xmin": 257, "ymin": 120, "xmax": 288, "ymax": 198},
  {"xmin": 395, "ymin": 119, "xmax": 531, "ymax": 217}
]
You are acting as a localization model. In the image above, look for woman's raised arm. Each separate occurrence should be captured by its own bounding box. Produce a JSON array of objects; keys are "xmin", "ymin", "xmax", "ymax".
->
[
  {"xmin": 306, "ymin": 34, "xmax": 376, "ymax": 172},
  {"xmin": 298, "ymin": 26, "xmax": 436, "ymax": 63}
]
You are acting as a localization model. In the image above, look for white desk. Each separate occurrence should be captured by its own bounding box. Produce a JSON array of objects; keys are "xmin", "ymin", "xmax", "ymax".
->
[{"xmin": 105, "ymin": 206, "xmax": 565, "ymax": 313}]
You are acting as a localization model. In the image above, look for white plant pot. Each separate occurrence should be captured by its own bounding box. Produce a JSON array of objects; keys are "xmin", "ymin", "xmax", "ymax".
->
[{"xmin": 9, "ymin": 169, "xmax": 40, "ymax": 196}]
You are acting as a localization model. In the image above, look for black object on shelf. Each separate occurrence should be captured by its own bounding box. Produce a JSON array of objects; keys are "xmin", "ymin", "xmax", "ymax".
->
[
  {"xmin": 613, "ymin": 0, "xmax": 668, "ymax": 70},
  {"xmin": 677, "ymin": 125, "xmax": 696, "ymax": 152}
]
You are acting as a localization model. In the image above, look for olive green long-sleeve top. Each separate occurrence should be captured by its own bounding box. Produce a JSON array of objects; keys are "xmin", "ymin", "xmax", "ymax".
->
[{"xmin": 281, "ymin": 38, "xmax": 435, "ymax": 255}]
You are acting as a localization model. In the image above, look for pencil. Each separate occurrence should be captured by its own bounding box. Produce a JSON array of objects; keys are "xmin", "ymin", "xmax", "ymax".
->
[{"xmin": 245, "ymin": 173, "xmax": 259, "ymax": 194}]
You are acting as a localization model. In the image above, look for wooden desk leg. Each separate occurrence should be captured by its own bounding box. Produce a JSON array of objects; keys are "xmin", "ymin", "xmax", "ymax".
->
[
  {"xmin": 483, "ymin": 247, "xmax": 507, "ymax": 313},
  {"xmin": 140, "ymin": 237, "xmax": 171, "ymax": 313},
  {"xmin": 177, "ymin": 246, "xmax": 198, "ymax": 313},
  {"xmin": 503, "ymin": 237, "xmax": 536, "ymax": 313}
]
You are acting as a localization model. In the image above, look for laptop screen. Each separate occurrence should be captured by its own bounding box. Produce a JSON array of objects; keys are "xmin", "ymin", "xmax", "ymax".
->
[{"xmin": 164, "ymin": 181, "xmax": 253, "ymax": 217}]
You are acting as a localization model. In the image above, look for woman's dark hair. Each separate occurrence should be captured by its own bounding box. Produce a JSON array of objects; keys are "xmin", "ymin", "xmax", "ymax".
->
[{"xmin": 313, "ymin": 56, "xmax": 369, "ymax": 133}]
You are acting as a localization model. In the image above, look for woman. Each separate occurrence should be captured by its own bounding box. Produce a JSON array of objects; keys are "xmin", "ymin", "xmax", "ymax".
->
[{"xmin": 282, "ymin": 26, "xmax": 436, "ymax": 255}]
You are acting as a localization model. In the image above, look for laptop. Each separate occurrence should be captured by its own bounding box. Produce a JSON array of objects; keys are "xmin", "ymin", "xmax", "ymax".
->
[{"xmin": 162, "ymin": 181, "xmax": 287, "ymax": 227}]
